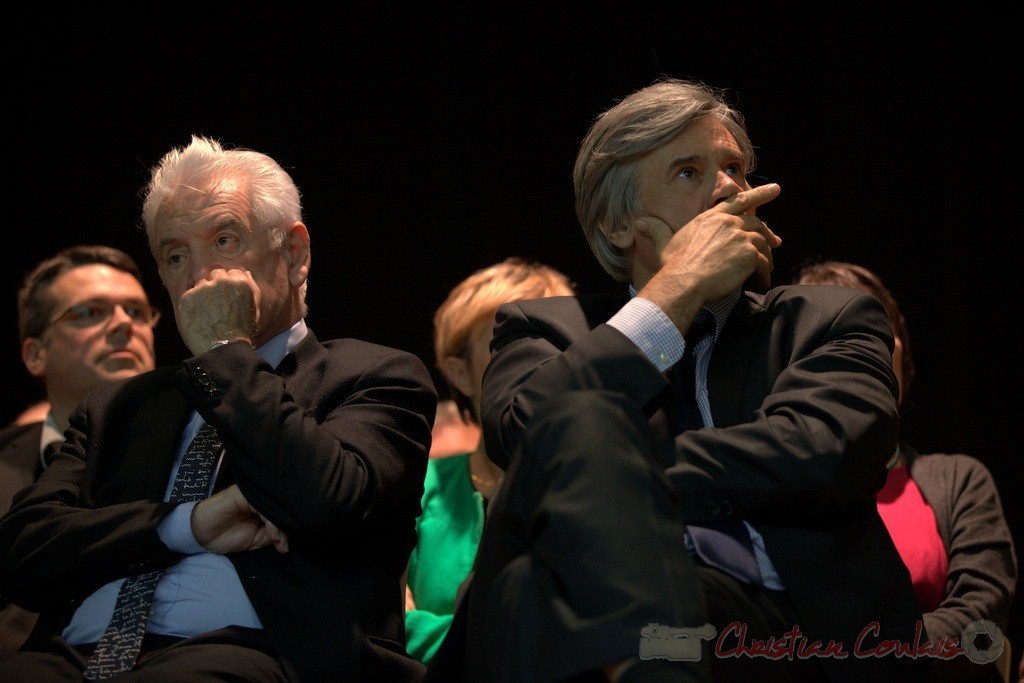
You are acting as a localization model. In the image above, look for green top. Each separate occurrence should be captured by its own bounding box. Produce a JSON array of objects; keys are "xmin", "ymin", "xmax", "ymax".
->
[{"xmin": 405, "ymin": 453, "xmax": 485, "ymax": 664}]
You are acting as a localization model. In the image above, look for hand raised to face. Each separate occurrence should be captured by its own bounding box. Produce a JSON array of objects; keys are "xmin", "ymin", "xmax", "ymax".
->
[
  {"xmin": 176, "ymin": 268, "xmax": 261, "ymax": 356},
  {"xmin": 635, "ymin": 183, "xmax": 782, "ymax": 334}
]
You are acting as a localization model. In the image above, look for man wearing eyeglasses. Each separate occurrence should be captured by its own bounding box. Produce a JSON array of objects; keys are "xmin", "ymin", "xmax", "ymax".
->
[{"xmin": 0, "ymin": 244, "xmax": 158, "ymax": 655}]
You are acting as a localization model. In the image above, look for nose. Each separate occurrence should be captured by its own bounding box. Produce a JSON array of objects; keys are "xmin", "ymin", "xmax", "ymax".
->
[
  {"xmin": 190, "ymin": 254, "xmax": 223, "ymax": 288},
  {"xmin": 106, "ymin": 304, "xmax": 136, "ymax": 340},
  {"xmin": 709, "ymin": 170, "xmax": 745, "ymax": 208}
]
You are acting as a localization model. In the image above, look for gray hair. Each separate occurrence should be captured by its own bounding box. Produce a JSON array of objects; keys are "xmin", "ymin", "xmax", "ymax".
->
[
  {"xmin": 141, "ymin": 135, "xmax": 308, "ymax": 310},
  {"xmin": 573, "ymin": 78, "xmax": 757, "ymax": 282}
]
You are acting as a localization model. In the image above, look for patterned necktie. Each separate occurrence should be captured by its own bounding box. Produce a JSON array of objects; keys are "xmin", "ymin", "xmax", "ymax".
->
[
  {"xmin": 673, "ymin": 316, "xmax": 763, "ymax": 586},
  {"xmin": 83, "ymin": 422, "xmax": 222, "ymax": 680},
  {"xmin": 671, "ymin": 315, "xmax": 714, "ymax": 433}
]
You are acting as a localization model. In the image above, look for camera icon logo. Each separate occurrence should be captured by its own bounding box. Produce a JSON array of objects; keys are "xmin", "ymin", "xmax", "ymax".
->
[{"xmin": 639, "ymin": 623, "xmax": 717, "ymax": 661}]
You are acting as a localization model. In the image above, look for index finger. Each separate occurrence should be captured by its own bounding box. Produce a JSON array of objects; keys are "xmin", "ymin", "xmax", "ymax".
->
[
  {"xmin": 711, "ymin": 182, "xmax": 781, "ymax": 216},
  {"xmin": 634, "ymin": 216, "xmax": 674, "ymax": 250}
]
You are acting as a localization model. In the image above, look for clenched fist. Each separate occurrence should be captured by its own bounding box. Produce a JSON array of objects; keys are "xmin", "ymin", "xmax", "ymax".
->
[{"xmin": 177, "ymin": 268, "xmax": 260, "ymax": 355}]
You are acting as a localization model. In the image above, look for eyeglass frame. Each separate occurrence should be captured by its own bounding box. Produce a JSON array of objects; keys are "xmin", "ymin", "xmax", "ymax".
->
[{"xmin": 48, "ymin": 300, "xmax": 162, "ymax": 331}]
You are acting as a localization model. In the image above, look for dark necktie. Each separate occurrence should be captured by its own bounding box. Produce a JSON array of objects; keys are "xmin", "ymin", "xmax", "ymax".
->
[
  {"xmin": 672, "ymin": 316, "xmax": 763, "ymax": 586},
  {"xmin": 83, "ymin": 422, "xmax": 222, "ymax": 680}
]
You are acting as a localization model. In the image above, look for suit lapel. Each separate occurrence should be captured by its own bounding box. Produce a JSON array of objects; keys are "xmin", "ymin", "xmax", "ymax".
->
[
  {"xmin": 114, "ymin": 372, "xmax": 192, "ymax": 499},
  {"xmin": 141, "ymin": 388, "xmax": 193, "ymax": 498}
]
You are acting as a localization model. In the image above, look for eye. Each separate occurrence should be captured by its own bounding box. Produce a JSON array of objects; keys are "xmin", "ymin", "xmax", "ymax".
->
[
  {"xmin": 162, "ymin": 249, "xmax": 187, "ymax": 271},
  {"xmin": 62, "ymin": 303, "xmax": 106, "ymax": 324},
  {"xmin": 725, "ymin": 163, "xmax": 743, "ymax": 176},
  {"xmin": 677, "ymin": 167, "xmax": 697, "ymax": 180},
  {"xmin": 214, "ymin": 232, "xmax": 242, "ymax": 255},
  {"xmin": 77, "ymin": 304, "xmax": 107, "ymax": 321}
]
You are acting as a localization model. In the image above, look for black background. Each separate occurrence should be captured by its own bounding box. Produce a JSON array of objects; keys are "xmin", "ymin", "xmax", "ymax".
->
[{"xmin": 4, "ymin": 8, "xmax": 1020, "ymax": 658}]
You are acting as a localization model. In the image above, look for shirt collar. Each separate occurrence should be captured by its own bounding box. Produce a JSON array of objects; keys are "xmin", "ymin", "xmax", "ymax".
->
[
  {"xmin": 257, "ymin": 318, "xmax": 308, "ymax": 369},
  {"xmin": 39, "ymin": 412, "xmax": 63, "ymax": 470}
]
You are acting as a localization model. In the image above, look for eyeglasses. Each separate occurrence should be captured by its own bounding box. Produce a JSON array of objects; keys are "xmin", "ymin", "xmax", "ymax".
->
[{"xmin": 50, "ymin": 301, "xmax": 161, "ymax": 329}]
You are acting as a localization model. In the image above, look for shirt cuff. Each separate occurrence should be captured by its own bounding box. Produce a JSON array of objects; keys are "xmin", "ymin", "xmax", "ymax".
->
[
  {"xmin": 157, "ymin": 501, "xmax": 205, "ymax": 555},
  {"xmin": 607, "ymin": 296, "xmax": 684, "ymax": 372}
]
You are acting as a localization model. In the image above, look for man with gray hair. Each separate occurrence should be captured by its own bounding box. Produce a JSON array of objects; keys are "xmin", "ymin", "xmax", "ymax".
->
[
  {"xmin": 432, "ymin": 79, "xmax": 928, "ymax": 682},
  {"xmin": 0, "ymin": 136, "xmax": 436, "ymax": 681}
]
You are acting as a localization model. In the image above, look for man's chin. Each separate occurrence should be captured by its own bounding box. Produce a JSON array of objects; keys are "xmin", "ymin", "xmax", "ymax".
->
[{"xmin": 100, "ymin": 360, "xmax": 149, "ymax": 378}]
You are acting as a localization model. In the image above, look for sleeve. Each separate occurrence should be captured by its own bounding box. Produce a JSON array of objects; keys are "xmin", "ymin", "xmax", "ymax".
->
[
  {"xmin": 404, "ymin": 609, "xmax": 453, "ymax": 665},
  {"xmin": 0, "ymin": 340, "xmax": 437, "ymax": 612},
  {"xmin": 607, "ymin": 295, "xmax": 684, "ymax": 372},
  {"xmin": 175, "ymin": 341, "xmax": 436, "ymax": 542},
  {"xmin": 481, "ymin": 289, "xmax": 899, "ymax": 523},
  {"xmin": 403, "ymin": 457, "xmax": 478, "ymax": 666},
  {"xmin": 918, "ymin": 455, "xmax": 1017, "ymax": 683},
  {"xmin": 481, "ymin": 303, "xmax": 670, "ymax": 470},
  {"xmin": 157, "ymin": 501, "xmax": 205, "ymax": 554},
  {"xmin": 0, "ymin": 396, "xmax": 183, "ymax": 612}
]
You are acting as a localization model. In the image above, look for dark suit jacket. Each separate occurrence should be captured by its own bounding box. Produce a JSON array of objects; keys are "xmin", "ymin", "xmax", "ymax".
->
[
  {"xmin": 0, "ymin": 421, "xmax": 43, "ymax": 518},
  {"xmin": 477, "ymin": 287, "xmax": 928, "ymax": 682},
  {"xmin": 0, "ymin": 420, "xmax": 44, "ymax": 656},
  {"xmin": 0, "ymin": 329, "xmax": 436, "ymax": 682}
]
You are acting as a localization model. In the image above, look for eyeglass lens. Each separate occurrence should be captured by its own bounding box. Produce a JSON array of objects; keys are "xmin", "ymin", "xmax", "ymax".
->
[{"xmin": 53, "ymin": 302, "xmax": 160, "ymax": 328}]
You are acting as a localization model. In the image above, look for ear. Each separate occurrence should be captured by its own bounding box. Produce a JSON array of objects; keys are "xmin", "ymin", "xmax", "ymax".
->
[
  {"xmin": 600, "ymin": 218, "xmax": 635, "ymax": 249},
  {"xmin": 439, "ymin": 355, "xmax": 475, "ymax": 400},
  {"xmin": 284, "ymin": 221, "xmax": 311, "ymax": 288},
  {"xmin": 22, "ymin": 337, "xmax": 47, "ymax": 379}
]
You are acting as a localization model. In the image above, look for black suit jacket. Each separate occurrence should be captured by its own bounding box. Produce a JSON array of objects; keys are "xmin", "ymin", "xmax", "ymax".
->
[
  {"xmin": 0, "ymin": 421, "xmax": 43, "ymax": 519},
  {"xmin": 0, "ymin": 329, "xmax": 436, "ymax": 682},
  {"xmin": 477, "ymin": 286, "xmax": 927, "ymax": 682},
  {"xmin": 0, "ymin": 420, "xmax": 44, "ymax": 656}
]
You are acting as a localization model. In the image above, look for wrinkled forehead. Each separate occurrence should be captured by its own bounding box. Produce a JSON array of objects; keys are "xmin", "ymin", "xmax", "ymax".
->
[{"xmin": 149, "ymin": 177, "xmax": 255, "ymax": 245}]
